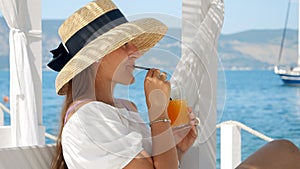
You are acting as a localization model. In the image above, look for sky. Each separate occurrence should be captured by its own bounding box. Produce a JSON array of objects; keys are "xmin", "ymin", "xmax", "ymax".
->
[
  {"xmin": 221, "ymin": 0, "xmax": 299, "ymax": 34},
  {"xmin": 41, "ymin": 0, "xmax": 298, "ymax": 34},
  {"xmin": 0, "ymin": 0, "xmax": 297, "ymax": 34}
]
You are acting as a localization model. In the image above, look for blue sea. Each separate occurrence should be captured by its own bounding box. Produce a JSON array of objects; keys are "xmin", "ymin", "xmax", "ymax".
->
[{"xmin": 1, "ymin": 70, "xmax": 300, "ymax": 167}]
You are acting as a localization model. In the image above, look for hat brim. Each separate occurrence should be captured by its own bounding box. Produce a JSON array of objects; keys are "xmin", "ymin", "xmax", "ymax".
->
[{"xmin": 56, "ymin": 18, "xmax": 168, "ymax": 95}]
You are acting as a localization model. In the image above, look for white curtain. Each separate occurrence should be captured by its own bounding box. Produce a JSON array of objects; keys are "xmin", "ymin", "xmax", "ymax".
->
[
  {"xmin": 171, "ymin": 0, "xmax": 224, "ymax": 168},
  {"xmin": 0, "ymin": 0, "xmax": 43, "ymax": 146}
]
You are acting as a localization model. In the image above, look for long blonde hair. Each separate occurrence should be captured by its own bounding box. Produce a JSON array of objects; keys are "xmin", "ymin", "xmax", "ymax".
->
[
  {"xmin": 51, "ymin": 82, "xmax": 73, "ymax": 169},
  {"xmin": 51, "ymin": 63, "xmax": 98, "ymax": 169}
]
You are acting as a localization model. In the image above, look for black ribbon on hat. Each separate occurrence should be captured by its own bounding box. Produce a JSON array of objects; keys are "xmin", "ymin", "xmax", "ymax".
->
[
  {"xmin": 47, "ymin": 9, "xmax": 128, "ymax": 72},
  {"xmin": 47, "ymin": 43, "xmax": 72, "ymax": 71}
]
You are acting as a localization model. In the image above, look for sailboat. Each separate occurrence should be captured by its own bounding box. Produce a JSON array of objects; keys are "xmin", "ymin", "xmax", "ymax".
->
[{"xmin": 274, "ymin": 0, "xmax": 300, "ymax": 85}]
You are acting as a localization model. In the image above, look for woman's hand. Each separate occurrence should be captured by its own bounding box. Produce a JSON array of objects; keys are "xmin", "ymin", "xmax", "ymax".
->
[
  {"xmin": 144, "ymin": 69, "xmax": 170, "ymax": 121},
  {"xmin": 173, "ymin": 107, "xmax": 199, "ymax": 159}
]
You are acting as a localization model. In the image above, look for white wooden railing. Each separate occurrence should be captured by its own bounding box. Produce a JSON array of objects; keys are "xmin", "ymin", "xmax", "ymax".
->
[
  {"xmin": 0, "ymin": 103, "xmax": 9, "ymax": 126},
  {"xmin": 217, "ymin": 120, "xmax": 273, "ymax": 169},
  {"xmin": 0, "ymin": 103, "xmax": 58, "ymax": 143}
]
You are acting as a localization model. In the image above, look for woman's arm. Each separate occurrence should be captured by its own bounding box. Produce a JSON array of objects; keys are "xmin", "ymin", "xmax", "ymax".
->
[
  {"xmin": 146, "ymin": 69, "xmax": 179, "ymax": 168},
  {"xmin": 174, "ymin": 107, "xmax": 198, "ymax": 162},
  {"xmin": 149, "ymin": 110, "xmax": 178, "ymax": 169},
  {"xmin": 236, "ymin": 140, "xmax": 300, "ymax": 169},
  {"xmin": 125, "ymin": 69, "xmax": 179, "ymax": 169},
  {"xmin": 123, "ymin": 120, "xmax": 178, "ymax": 169},
  {"xmin": 123, "ymin": 150, "xmax": 155, "ymax": 169}
]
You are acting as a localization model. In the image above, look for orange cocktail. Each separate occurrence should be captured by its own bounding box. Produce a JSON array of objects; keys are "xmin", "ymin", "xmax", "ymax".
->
[{"xmin": 167, "ymin": 100, "xmax": 189, "ymax": 128}]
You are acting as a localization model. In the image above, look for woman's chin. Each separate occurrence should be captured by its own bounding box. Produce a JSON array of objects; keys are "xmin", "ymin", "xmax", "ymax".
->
[
  {"xmin": 125, "ymin": 77, "xmax": 135, "ymax": 85},
  {"xmin": 115, "ymin": 76, "xmax": 135, "ymax": 85}
]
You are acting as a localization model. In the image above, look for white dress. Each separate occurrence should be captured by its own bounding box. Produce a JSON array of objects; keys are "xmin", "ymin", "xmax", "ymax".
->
[{"xmin": 62, "ymin": 101, "xmax": 152, "ymax": 169}]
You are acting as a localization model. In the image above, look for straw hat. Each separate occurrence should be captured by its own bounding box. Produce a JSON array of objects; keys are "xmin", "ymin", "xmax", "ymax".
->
[{"xmin": 47, "ymin": 0, "xmax": 168, "ymax": 95}]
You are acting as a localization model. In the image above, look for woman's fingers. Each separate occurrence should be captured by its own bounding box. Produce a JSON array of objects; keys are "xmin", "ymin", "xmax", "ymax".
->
[
  {"xmin": 153, "ymin": 69, "xmax": 160, "ymax": 78},
  {"xmin": 146, "ymin": 69, "xmax": 168, "ymax": 81},
  {"xmin": 160, "ymin": 72, "xmax": 167, "ymax": 81},
  {"xmin": 187, "ymin": 107, "xmax": 200, "ymax": 126},
  {"xmin": 190, "ymin": 125, "xmax": 198, "ymax": 138},
  {"xmin": 188, "ymin": 107, "xmax": 192, "ymax": 113},
  {"xmin": 186, "ymin": 107, "xmax": 199, "ymax": 137},
  {"xmin": 190, "ymin": 117, "xmax": 200, "ymax": 126},
  {"xmin": 189, "ymin": 112, "xmax": 195, "ymax": 119},
  {"xmin": 146, "ymin": 68, "xmax": 154, "ymax": 78}
]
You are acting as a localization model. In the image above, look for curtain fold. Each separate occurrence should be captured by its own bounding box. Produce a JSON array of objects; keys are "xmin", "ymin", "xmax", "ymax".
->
[
  {"xmin": 171, "ymin": 0, "xmax": 224, "ymax": 168},
  {"xmin": 0, "ymin": 0, "xmax": 42, "ymax": 146}
]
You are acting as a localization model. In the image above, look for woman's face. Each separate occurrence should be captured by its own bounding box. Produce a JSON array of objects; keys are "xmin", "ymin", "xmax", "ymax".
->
[{"xmin": 96, "ymin": 42, "xmax": 139, "ymax": 85}]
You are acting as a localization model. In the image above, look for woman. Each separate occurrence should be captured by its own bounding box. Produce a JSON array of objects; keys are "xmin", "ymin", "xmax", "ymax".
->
[{"xmin": 48, "ymin": 0, "xmax": 198, "ymax": 168}]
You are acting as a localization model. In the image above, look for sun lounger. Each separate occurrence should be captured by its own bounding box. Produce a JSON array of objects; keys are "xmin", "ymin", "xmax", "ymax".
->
[{"xmin": 0, "ymin": 144, "xmax": 55, "ymax": 169}]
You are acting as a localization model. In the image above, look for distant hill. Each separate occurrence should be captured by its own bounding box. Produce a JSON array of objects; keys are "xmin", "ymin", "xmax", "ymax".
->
[
  {"xmin": 0, "ymin": 17, "xmax": 9, "ymax": 70},
  {"xmin": 42, "ymin": 19, "xmax": 64, "ymax": 68},
  {"xmin": 219, "ymin": 29, "xmax": 298, "ymax": 70},
  {"xmin": 0, "ymin": 18, "xmax": 298, "ymax": 70}
]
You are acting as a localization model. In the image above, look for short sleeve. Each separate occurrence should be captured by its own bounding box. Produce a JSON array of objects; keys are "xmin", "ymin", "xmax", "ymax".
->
[{"xmin": 62, "ymin": 102, "xmax": 144, "ymax": 169}]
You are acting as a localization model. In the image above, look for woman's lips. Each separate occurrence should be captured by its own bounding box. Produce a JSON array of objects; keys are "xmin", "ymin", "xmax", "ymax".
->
[{"xmin": 126, "ymin": 65, "xmax": 135, "ymax": 71}]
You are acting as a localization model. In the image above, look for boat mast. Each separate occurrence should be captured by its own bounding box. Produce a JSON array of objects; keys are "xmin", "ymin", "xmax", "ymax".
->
[{"xmin": 277, "ymin": 0, "xmax": 291, "ymax": 66}]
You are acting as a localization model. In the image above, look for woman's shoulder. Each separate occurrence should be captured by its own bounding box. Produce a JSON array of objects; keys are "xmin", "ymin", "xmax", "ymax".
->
[
  {"xmin": 79, "ymin": 100, "xmax": 116, "ymax": 111},
  {"xmin": 63, "ymin": 101, "xmax": 122, "ymax": 134},
  {"xmin": 114, "ymin": 98, "xmax": 138, "ymax": 112},
  {"xmin": 76, "ymin": 101, "xmax": 122, "ymax": 120}
]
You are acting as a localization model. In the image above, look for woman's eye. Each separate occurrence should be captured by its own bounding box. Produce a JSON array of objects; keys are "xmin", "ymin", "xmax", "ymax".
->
[{"xmin": 123, "ymin": 43, "xmax": 129, "ymax": 48}]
